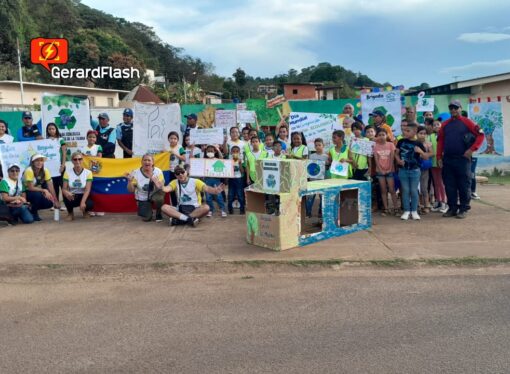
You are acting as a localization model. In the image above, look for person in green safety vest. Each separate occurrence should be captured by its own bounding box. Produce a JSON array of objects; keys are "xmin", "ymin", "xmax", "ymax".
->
[
  {"xmin": 245, "ymin": 136, "xmax": 269, "ymax": 185},
  {"xmin": 349, "ymin": 121, "xmax": 370, "ymax": 181},
  {"xmin": 288, "ymin": 132, "xmax": 309, "ymax": 160},
  {"xmin": 328, "ymin": 130, "xmax": 353, "ymax": 179}
]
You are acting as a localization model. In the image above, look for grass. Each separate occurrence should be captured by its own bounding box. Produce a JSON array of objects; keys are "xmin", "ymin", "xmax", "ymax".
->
[{"xmin": 487, "ymin": 175, "xmax": 510, "ymax": 185}]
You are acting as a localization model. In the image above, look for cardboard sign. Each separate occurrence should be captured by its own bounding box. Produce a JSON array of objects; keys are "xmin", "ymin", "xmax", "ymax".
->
[
  {"xmin": 237, "ymin": 110, "xmax": 257, "ymax": 124},
  {"xmin": 416, "ymin": 97, "xmax": 435, "ymax": 112},
  {"xmin": 189, "ymin": 158, "xmax": 235, "ymax": 178},
  {"xmin": 261, "ymin": 160, "xmax": 280, "ymax": 193},
  {"xmin": 330, "ymin": 160, "xmax": 349, "ymax": 177},
  {"xmin": 350, "ymin": 138, "xmax": 375, "ymax": 156},
  {"xmin": 267, "ymin": 95, "xmax": 286, "ymax": 108},
  {"xmin": 361, "ymin": 90, "xmax": 402, "ymax": 136},
  {"xmin": 289, "ymin": 112, "xmax": 340, "ymax": 150},
  {"xmin": 0, "ymin": 139, "xmax": 61, "ymax": 177},
  {"xmin": 306, "ymin": 160, "xmax": 326, "ymax": 180},
  {"xmin": 236, "ymin": 103, "xmax": 247, "ymax": 110},
  {"xmin": 189, "ymin": 127, "xmax": 224, "ymax": 145},
  {"xmin": 214, "ymin": 110, "xmax": 237, "ymax": 128}
]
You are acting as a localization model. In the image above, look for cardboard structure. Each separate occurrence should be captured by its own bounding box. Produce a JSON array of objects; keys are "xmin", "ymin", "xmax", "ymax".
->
[{"xmin": 246, "ymin": 159, "xmax": 371, "ymax": 251}]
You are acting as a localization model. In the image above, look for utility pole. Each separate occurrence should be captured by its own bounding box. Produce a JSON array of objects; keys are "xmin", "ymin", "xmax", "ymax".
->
[{"xmin": 17, "ymin": 38, "xmax": 25, "ymax": 105}]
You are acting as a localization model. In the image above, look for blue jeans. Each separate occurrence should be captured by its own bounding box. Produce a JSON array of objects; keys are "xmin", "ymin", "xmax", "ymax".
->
[
  {"xmin": 471, "ymin": 157, "xmax": 478, "ymax": 193},
  {"xmin": 228, "ymin": 178, "xmax": 245, "ymax": 212},
  {"xmin": 9, "ymin": 205, "xmax": 34, "ymax": 224},
  {"xmin": 26, "ymin": 191, "xmax": 54, "ymax": 217},
  {"xmin": 205, "ymin": 178, "xmax": 225, "ymax": 212},
  {"xmin": 398, "ymin": 168, "xmax": 420, "ymax": 212},
  {"xmin": 305, "ymin": 194, "xmax": 322, "ymax": 216}
]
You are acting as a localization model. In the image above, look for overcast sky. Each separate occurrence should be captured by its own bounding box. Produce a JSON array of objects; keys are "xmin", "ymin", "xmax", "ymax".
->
[{"xmin": 82, "ymin": 0, "xmax": 510, "ymax": 88}]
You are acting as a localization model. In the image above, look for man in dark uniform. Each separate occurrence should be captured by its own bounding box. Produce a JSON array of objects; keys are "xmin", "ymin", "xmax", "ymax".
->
[
  {"xmin": 93, "ymin": 113, "xmax": 116, "ymax": 158},
  {"xmin": 116, "ymin": 108, "xmax": 134, "ymax": 158},
  {"xmin": 17, "ymin": 111, "xmax": 43, "ymax": 142}
]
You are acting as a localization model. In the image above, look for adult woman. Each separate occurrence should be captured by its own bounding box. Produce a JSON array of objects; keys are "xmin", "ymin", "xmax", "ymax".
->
[
  {"xmin": 0, "ymin": 119, "xmax": 13, "ymax": 144},
  {"xmin": 23, "ymin": 154, "xmax": 60, "ymax": 221},
  {"xmin": 0, "ymin": 163, "xmax": 34, "ymax": 224},
  {"xmin": 126, "ymin": 153, "xmax": 165, "ymax": 222},
  {"xmin": 62, "ymin": 152, "xmax": 94, "ymax": 220}
]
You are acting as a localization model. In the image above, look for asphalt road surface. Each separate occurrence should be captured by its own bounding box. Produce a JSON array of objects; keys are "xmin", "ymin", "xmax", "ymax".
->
[{"xmin": 1, "ymin": 268, "xmax": 509, "ymax": 373}]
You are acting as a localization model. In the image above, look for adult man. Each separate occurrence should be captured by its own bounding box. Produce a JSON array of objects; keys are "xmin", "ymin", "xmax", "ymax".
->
[
  {"xmin": 17, "ymin": 111, "xmax": 43, "ymax": 142},
  {"xmin": 116, "ymin": 108, "xmax": 134, "ymax": 158},
  {"xmin": 181, "ymin": 113, "xmax": 198, "ymax": 139},
  {"xmin": 436, "ymin": 100, "xmax": 484, "ymax": 219},
  {"xmin": 405, "ymin": 106, "xmax": 417, "ymax": 122},
  {"xmin": 161, "ymin": 165, "xmax": 224, "ymax": 226},
  {"xmin": 93, "ymin": 113, "xmax": 116, "ymax": 158},
  {"xmin": 369, "ymin": 110, "xmax": 394, "ymax": 141}
]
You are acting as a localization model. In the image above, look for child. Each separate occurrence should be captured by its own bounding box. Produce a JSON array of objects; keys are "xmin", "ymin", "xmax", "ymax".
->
[
  {"xmin": 82, "ymin": 130, "xmax": 103, "ymax": 157},
  {"xmin": 203, "ymin": 145, "xmax": 227, "ymax": 217},
  {"xmin": 241, "ymin": 127, "xmax": 251, "ymax": 142},
  {"xmin": 46, "ymin": 122, "xmax": 67, "ymax": 211},
  {"xmin": 225, "ymin": 126, "xmax": 245, "ymax": 157},
  {"xmin": 168, "ymin": 131, "xmax": 186, "ymax": 206},
  {"xmin": 276, "ymin": 126, "xmax": 290, "ymax": 152},
  {"xmin": 183, "ymin": 134, "xmax": 202, "ymax": 165},
  {"xmin": 364, "ymin": 125, "xmax": 376, "ymax": 142},
  {"xmin": 394, "ymin": 119, "xmax": 408, "ymax": 144},
  {"xmin": 427, "ymin": 120, "xmax": 447, "ymax": 213},
  {"xmin": 245, "ymin": 136, "xmax": 268, "ymax": 185},
  {"xmin": 243, "ymin": 128, "xmax": 259, "ymax": 155},
  {"xmin": 373, "ymin": 128, "xmax": 399, "ymax": 216},
  {"xmin": 306, "ymin": 138, "xmax": 329, "ymax": 218},
  {"xmin": 264, "ymin": 133, "xmax": 275, "ymax": 156},
  {"xmin": 328, "ymin": 130, "xmax": 352, "ymax": 179},
  {"xmin": 417, "ymin": 125, "xmax": 434, "ymax": 214},
  {"xmin": 395, "ymin": 121, "xmax": 427, "ymax": 221},
  {"xmin": 272, "ymin": 141, "xmax": 286, "ymax": 159},
  {"xmin": 289, "ymin": 132, "xmax": 308, "ymax": 159},
  {"xmin": 350, "ymin": 121, "xmax": 370, "ymax": 181},
  {"xmin": 227, "ymin": 146, "xmax": 245, "ymax": 215},
  {"xmin": 365, "ymin": 124, "xmax": 383, "ymax": 211}
]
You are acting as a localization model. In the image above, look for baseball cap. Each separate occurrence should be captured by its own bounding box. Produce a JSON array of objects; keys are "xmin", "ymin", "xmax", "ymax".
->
[
  {"xmin": 7, "ymin": 163, "xmax": 20, "ymax": 170},
  {"xmin": 185, "ymin": 113, "xmax": 197, "ymax": 120},
  {"xmin": 369, "ymin": 110, "xmax": 385, "ymax": 117},
  {"xmin": 448, "ymin": 100, "xmax": 462, "ymax": 109},
  {"xmin": 123, "ymin": 108, "xmax": 133, "ymax": 117},
  {"xmin": 30, "ymin": 154, "xmax": 47, "ymax": 162},
  {"xmin": 98, "ymin": 112, "xmax": 109, "ymax": 120},
  {"xmin": 22, "ymin": 111, "xmax": 32, "ymax": 119}
]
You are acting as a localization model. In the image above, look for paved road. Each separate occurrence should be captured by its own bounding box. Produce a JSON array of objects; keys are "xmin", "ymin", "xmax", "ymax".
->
[{"xmin": 1, "ymin": 269, "xmax": 509, "ymax": 373}]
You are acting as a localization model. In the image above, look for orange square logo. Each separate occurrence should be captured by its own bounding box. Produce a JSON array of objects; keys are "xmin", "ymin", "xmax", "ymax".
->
[{"xmin": 30, "ymin": 38, "xmax": 69, "ymax": 72}]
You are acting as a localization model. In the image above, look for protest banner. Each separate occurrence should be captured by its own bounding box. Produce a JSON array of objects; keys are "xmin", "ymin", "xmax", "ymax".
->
[
  {"xmin": 361, "ymin": 90, "xmax": 402, "ymax": 136},
  {"xmin": 307, "ymin": 160, "xmax": 326, "ymax": 179},
  {"xmin": 416, "ymin": 97, "xmax": 435, "ymax": 112},
  {"xmin": 0, "ymin": 139, "xmax": 61, "ymax": 177},
  {"xmin": 189, "ymin": 158, "xmax": 235, "ymax": 178},
  {"xmin": 189, "ymin": 128, "xmax": 224, "ymax": 145},
  {"xmin": 350, "ymin": 138, "xmax": 375, "ymax": 156},
  {"xmin": 289, "ymin": 112, "xmax": 340, "ymax": 150},
  {"xmin": 237, "ymin": 110, "xmax": 257, "ymax": 124},
  {"xmin": 214, "ymin": 110, "xmax": 237, "ymax": 128},
  {"xmin": 41, "ymin": 93, "xmax": 90, "ymax": 152},
  {"xmin": 330, "ymin": 160, "xmax": 349, "ymax": 177},
  {"xmin": 133, "ymin": 102, "xmax": 181, "ymax": 155},
  {"xmin": 468, "ymin": 102, "xmax": 504, "ymax": 155}
]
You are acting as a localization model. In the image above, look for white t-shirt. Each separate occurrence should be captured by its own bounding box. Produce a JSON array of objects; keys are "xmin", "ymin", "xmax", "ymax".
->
[
  {"xmin": 185, "ymin": 147, "xmax": 203, "ymax": 164},
  {"xmin": 0, "ymin": 134, "xmax": 14, "ymax": 144},
  {"xmin": 0, "ymin": 177, "xmax": 22, "ymax": 198},
  {"xmin": 63, "ymin": 168, "xmax": 93, "ymax": 194},
  {"xmin": 81, "ymin": 144, "xmax": 102, "ymax": 157},
  {"xmin": 227, "ymin": 139, "xmax": 246, "ymax": 156},
  {"xmin": 131, "ymin": 167, "xmax": 164, "ymax": 201}
]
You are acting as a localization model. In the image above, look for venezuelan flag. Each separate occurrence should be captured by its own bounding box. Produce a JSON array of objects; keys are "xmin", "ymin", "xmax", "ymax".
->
[{"xmin": 83, "ymin": 152, "xmax": 170, "ymax": 213}]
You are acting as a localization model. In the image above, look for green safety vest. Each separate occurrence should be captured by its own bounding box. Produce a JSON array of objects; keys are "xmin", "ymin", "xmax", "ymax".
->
[
  {"xmin": 329, "ymin": 145, "xmax": 352, "ymax": 179},
  {"xmin": 426, "ymin": 133, "xmax": 438, "ymax": 167},
  {"xmin": 291, "ymin": 145, "xmax": 307, "ymax": 159},
  {"xmin": 351, "ymin": 137, "xmax": 369, "ymax": 170},
  {"xmin": 246, "ymin": 149, "xmax": 269, "ymax": 182}
]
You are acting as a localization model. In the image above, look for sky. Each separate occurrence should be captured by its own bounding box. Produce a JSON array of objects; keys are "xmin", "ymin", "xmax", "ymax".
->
[{"xmin": 82, "ymin": 0, "xmax": 510, "ymax": 88}]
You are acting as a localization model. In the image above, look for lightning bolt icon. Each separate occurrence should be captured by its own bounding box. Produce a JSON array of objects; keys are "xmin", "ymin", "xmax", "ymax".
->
[{"xmin": 43, "ymin": 42, "xmax": 56, "ymax": 60}]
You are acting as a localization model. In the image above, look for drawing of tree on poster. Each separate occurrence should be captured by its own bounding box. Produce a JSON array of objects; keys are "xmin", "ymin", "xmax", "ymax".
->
[{"xmin": 468, "ymin": 103, "xmax": 504, "ymax": 155}]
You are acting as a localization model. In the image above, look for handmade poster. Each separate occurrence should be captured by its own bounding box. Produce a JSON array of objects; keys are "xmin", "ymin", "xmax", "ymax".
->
[
  {"xmin": 41, "ymin": 93, "xmax": 90, "ymax": 152},
  {"xmin": 266, "ymin": 95, "xmax": 286, "ymax": 108},
  {"xmin": 289, "ymin": 112, "xmax": 340, "ymax": 150},
  {"xmin": 330, "ymin": 160, "xmax": 349, "ymax": 177},
  {"xmin": 361, "ymin": 90, "xmax": 402, "ymax": 136},
  {"xmin": 237, "ymin": 110, "xmax": 257, "ymax": 124},
  {"xmin": 468, "ymin": 102, "xmax": 504, "ymax": 155},
  {"xmin": 133, "ymin": 102, "xmax": 181, "ymax": 155},
  {"xmin": 416, "ymin": 97, "xmax": 435, "ymax": 112},
  {"xmin": 189, "ymin": 158, "xmax": 235, "ymax": 178},
  {"xmin": 236, "ymin": 103, "xmax": 247, "ymax": 110},
  {"xmin": 214, "ymin": 110, "xmax": 237, "ymax": 128},
  {"xmin": 350, "ymin": 138, "xmax": 375, "ymax": 156},
  {"xmin": 189, "ymin": 127, "xmax": 224, "ymax": 145},
  {"xmin": 0, "ymin": 139, "xmax": 61, "ymax": 177},
  {"xmin": 261, "ymin": 160, "xmax": 280, "ymax": 193},
  {"xmin": 307, "ymin": 160, "xmax": 326, "ymax": 179}
]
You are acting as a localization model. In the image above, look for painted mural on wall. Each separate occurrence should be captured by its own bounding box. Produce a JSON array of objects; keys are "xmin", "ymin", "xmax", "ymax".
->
[{"xmin": 468, "ymin": 102, "xmax": 504, "ymax": 156}]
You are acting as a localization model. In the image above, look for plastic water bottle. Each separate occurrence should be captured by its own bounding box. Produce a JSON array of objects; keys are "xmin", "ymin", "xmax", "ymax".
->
[{"xmin": 54, "ymin": 206, "xmax": 60, "ymax": 222}]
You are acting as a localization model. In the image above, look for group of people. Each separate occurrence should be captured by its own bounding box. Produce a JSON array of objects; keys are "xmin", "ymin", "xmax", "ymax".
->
[{"xmin": 0, "ymin": 99, "xmax": 484, "ymax": 227}]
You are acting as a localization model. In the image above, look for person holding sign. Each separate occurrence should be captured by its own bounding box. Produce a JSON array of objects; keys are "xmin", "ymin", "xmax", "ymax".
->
[
  {"xmin": 126, "ymin": 153, "xmax": 165, "ymax": 222},
  {"xmin": 203, "ymin": 145, "xmax": 227, "ymax": 218},
  {"xmin": 62, "ymin": 152, "xmax": 94, "ymax": 221},
  {"xmin": 161, "ymin": 165, "xmax": 225, "ymax": 227},
  {"xmin": 23, "ymin": 154, "xmax": 60, "ymax": 221},
  {"xmin": 369, "ymin": 110, "xmax": 394, "ymax": 142},
  {"xmin": 349, "ymin": 121, "xmax": 370, "ymax": 181},
  {"xmin": 328, "ymin": 130, "xmax": 352, "ymax": 179},
  {"xmin": 245, "ymin": 136, "xmax": 269, "ymax": 185},
  {"xmin": 0, "ymin": 163, "xmax": 34, "ymax": 224},
  {"xmin": 227, "ymin": 146, "xmax": 245, "ymax": 215}
]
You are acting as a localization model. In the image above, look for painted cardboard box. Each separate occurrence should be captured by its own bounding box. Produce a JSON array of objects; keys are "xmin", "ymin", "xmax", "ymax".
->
[{"xmin": 253, "ymin": 159, "xmax": 307, "ymax": 194}]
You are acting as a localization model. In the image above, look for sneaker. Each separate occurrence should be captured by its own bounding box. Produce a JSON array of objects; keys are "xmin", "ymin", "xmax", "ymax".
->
[
  {"xmin": 88, "ymin": 212, "xmax": 96, "ymax": 216},
  {"xmin": 411, "ymin": 211, "xmax": 421, "ymax": 220},
  {"xmin": 170, "ymin": 218, "xmax": 178, "ymax": 226},
  {"xmin": 155, "ymin": 214, "xmax": 163, "ymax": 222},
  {"xmin": 187, "ymin": 217, "xmax": 199, "ymax": 227},
  {"xmin": 456, "ymin": 211, "xmax": 467, "ymax": 219},
  {"xmin": 221, "ymin": 211, "xmax": 227, "ymax": 218},
  {"xmin": 439, "ymin": 203, "xmax": 448, "ymax": 214},
  {"xmin": 431, "ymin": 202, "xmax": 441, "ymax": 212},
  {"xmin": 471, "ymin": 192, "xmax": 480, "ymax": 200},
  {"xmin": 206, "ymin": 211, "xmax": 213, "ymax": 218},
  {"xmin": 95, "ymin": 212, "xmax": 105, "ymax": 216},
  {"xmin": 60, "ymin": 206, "xmax": 66, "ymax": 211},
  {"xmin": 400, "ymin": 211, "xmax": 410, "ymax": 220},
  {"xmin": 442, "ymin": 210, "xmax": 457, "ymax": 218}
]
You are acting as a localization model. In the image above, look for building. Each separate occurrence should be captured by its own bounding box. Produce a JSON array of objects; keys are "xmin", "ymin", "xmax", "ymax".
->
[
  {"xmin": 0, "ymin": 81, "xmax": 129, "ymax": 109},
  {"xmin": 121, "ymin": 84, "xmax": 163, "ymax": 104},
  {"xmin": 283, "ymin": 83, "xmax": 343, "ymax": 101},
  {"xmin": 316, "ymin": 85, "xmax": 343, "ymax": 100},
  {"xmin": 257, "ymin": 85, "xmax": 278, "ymax": 95}
]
